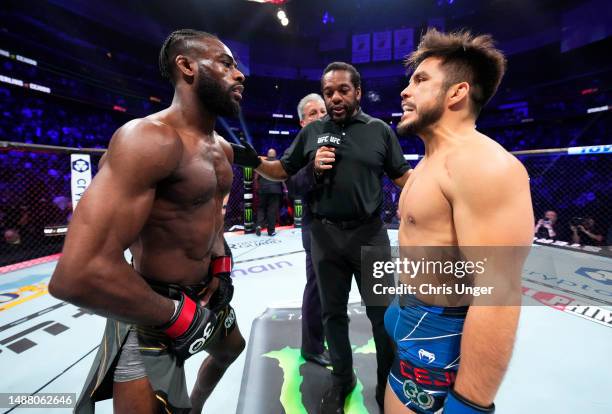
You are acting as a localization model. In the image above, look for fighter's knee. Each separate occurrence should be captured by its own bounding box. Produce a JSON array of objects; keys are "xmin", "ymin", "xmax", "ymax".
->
[
  {"xmin": 233, "ymin": 335, "xmax": 246, "ymax": 357},
  {"xmin": 213, "ymin": 335, "xmax": 245, "ymax": 366}
]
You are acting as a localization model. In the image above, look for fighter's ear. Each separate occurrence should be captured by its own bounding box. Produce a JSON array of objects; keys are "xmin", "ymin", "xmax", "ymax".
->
[
  {"xmin": 447, "ymin": 81, "xmax": 470, "ymax": 107},
  {"xmin": 175, "ymin": 54, "xmax": 194, "ymax": 81},
  {"xmin": 355, "ymin": 86, "xmax": 362, "ymax": 101}
]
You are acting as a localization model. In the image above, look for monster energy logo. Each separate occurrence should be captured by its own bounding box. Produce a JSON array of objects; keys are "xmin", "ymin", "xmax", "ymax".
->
[
  {"xmin": 245, "ymin": 207, "xmax": 253, "ymax": 223},
  {"xmin": 295, "ymin": 204, "xmax": 302, "ymax": 218},
  {"xmin": 244, "ymin": 167, "xmax": 253, "ymax": 181},
  {"xmin": 263, "ymin": 339, "xmax": 376, "ymax": 413}
]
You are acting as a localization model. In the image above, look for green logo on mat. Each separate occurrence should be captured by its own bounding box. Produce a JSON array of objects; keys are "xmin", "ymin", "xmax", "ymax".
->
[{"xmin": 263, "ymin": 340, "xmax": 375, "ymax": 414}]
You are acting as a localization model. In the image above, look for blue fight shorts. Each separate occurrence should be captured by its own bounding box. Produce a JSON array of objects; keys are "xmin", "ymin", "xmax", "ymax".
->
[{"xmin": 384, "ymin": 296, "xmax": 468, "ymax": 413}]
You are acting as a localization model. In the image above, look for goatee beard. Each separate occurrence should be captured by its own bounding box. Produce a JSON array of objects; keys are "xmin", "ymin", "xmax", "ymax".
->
[
  {"xmin": 196, "ymin": 69, "xmax": 240, "ymax": 117},
  {"xmin": 397, "ymin": 98, "xmax": 444, "ymax": 136}
]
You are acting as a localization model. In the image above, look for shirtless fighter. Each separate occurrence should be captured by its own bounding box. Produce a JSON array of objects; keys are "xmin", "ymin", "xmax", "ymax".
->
[
  {"xmin": 384, "ymin": 29, "xmax": 533, "ymax": 413},
  {"xmin": 49, "ymin": 29, "xmax": 246, "ymax": 413}
]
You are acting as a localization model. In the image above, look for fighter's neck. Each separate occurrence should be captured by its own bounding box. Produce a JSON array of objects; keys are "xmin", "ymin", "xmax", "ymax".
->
[
  {"xmin": 419, "ymin": 121, "xmax": 477, "ymax": 156},
  {"xmin": 168, "ymin": 92, "xmax": 217, "ymax": 137}
]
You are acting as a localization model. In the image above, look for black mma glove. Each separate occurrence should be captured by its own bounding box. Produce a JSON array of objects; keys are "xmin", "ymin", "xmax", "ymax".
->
[
  {"xmin": 230, "ymin": 138, "xmax": 262, "ymax": 168},
  {"xmin": 208, "ymin": 255, "xmax": 234, "ymax": 311},
  {"xmin": 159, "ymin": 290, "xmax": 218, "ymax": 361}
]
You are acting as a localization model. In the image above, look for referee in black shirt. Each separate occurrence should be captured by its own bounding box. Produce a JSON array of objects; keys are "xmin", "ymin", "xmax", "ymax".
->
[{"xmin": 231, "ymin": 62, "xmax": 411, "ymax": 413}]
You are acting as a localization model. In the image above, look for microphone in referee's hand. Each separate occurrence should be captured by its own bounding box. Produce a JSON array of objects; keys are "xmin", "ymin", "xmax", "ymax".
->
[{"xmin": 315, "ymin": 145, "xmax": 335, "ymax": 176}]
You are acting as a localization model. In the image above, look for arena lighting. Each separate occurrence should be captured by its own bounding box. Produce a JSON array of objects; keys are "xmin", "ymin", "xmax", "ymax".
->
[
  {"xmin": 112, "ymin": 105, "xmax": 126, "ymax": 112},
  {"xmin": 322, "ymin": 11, "xmax": 335, "ymax": 24},
  {"xmin": 281, "ymin": 17, "xmax": 289, "ymax": 26},
  {"xmin": 586, "ymin": 105, "xmax": 609, "ymax": 114},
  {"xmin": 238, "ymin": 110, "xmax": 254, "ymax": 144},
  {"xmin": 581, "ymin": 88, "xmax": 598, "ymax": 95},
  {"xmin": 0, "ymin": 48, "xmax": 38, "ymax": 66},
  {"xmin": 217, "ymin": 117, "xmax": 240, "ymax": 143},
  {"xmin": 246, "ymin": 0, "xmax": 287, "ymax": 4},
  {"xmin": 0, "ymin": 74, "xmax": 51, "ymax": 93},
  {"xmin": 498, "ymin": 101, "xmax": 527, "ymax": 110},
  {"xmin": 149, "ymin": 96, "xmax": 161, "ymax": 103},
  {"xmin": 16, "ymin": 55, "xmax": 37, "ymax": 66},
  {"xmin": 277, "ymin": 10, "xmax": 286, "ymax": 20},
  {"xmin": 44, "ymin": 225, "xmax": 68, "ymax": 236},
  {"xmin": 391, "ymin": 112, "xmax": 403, "ymax": 117},
  {"xmin": 7, "ymin": 75, "xmax": 23, "ymax": 86},
  {"xmin": 29, "ymin": 83, "xmax": 51, "ymax": 94}
]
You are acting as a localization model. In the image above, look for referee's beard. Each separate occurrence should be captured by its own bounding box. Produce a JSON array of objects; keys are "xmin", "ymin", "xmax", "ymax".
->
[{"xmin": 326, "ymin": 99, "xmax": 360, "ymax": 124}]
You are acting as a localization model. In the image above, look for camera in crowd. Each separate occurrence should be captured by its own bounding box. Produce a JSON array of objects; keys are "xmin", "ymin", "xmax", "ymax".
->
[{"xmin": 570, "ymin": 217, "xmax": 586, "ymax": 226}]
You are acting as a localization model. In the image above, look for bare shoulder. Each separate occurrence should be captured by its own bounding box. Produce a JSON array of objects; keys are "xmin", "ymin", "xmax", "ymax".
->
[
  {"xmin": 214, "ymin": 131, "xmax": 233, "ymax": 162},
  {"xmin": 105, "ymin": 118, "xmax": 184, "ymax": 177},
  {"xmin": 109, "ymin": 118, "xmax": 183, "ymax": 156},
  {"xmin": 446, "ymin": 133, "xmax": 529, "ymax": 198}
]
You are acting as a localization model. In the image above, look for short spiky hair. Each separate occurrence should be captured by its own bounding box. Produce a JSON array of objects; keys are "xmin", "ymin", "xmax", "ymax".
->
[
  {"xmin": 406, "ymin": 28, "xmax": 506, "ymax": 116},
  {"xmin": 159, "ymin": 29, "xmax": 218, "ymax": 84},
  {"xmin": 322, "ymin": 61, "xmax": 361, "ymax": 89}
]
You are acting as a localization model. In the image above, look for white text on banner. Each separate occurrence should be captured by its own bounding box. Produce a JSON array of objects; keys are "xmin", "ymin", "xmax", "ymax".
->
[{"xmin": 70, "ymin": 154, "xmax": 93, "ymax": 211}]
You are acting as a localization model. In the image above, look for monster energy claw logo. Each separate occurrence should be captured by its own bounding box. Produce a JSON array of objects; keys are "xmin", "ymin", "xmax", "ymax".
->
[
  {"xmin": 244, "ymin": 167, "xmax": 253, "ymax": 181},
  {"xmin": 245, "ymin": 208, "xmax": 253, "ymax": 222}
]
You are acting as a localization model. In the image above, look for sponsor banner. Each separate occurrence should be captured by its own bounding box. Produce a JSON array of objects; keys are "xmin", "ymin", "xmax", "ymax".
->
[
  {"xmin": 563, "ymin": 305, "xmax": 612, "ymax": 328},
  {"xmin": 70, "ymin": 154, "xmax": 92, "ymax": 210},
  {"xmin": 394, "ymin": 28, "xmax": 414, "ymax": 60},
  {"xmin": 352, "ymin": 33, "xmax": 371, "ymax": 64},
  {"xmin": 372, "ymin": 31, "xmax": 392, "ymax": 62},
  {"xmin": 567, "ymin": 144, "xmax": 611, "ymax": 155},
  {"xmin": 522, "ymin": 285, "xmax": 612, "ymax": 328}
]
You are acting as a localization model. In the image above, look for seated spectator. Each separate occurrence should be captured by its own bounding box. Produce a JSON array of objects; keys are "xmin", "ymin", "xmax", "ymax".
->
[
  {"xmin": 534, "ymin": 210, "xmax": 560, "ymax": 240},
  {"xmin": 570, "ymin": 217, "xmax": 604, "ymax": 246}
]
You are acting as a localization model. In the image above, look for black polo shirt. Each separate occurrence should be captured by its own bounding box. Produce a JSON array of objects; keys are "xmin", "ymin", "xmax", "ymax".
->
[{"xmin": 280, "ymin": 110, "xmax": 409, "ymax": 220}]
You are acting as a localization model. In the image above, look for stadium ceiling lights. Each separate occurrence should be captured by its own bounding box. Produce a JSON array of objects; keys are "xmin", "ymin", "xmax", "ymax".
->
[
  {"xmin": 244, "ymin": 0, "xmax": 290, "ymax": 26},
  {"xmin": 277, "ymin": 8, "xmax": 289, "ymax": 26},
  {"xmin": 245, "ymin": 0, "xmax": 287, "ymax": 4}
]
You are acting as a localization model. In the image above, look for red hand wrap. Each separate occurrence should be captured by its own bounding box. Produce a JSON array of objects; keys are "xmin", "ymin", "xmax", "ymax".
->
[
  {"xmin": 211, "ymin": 256, "xmax": 232, "ymax": 275},
  {"xmin": 164, "ymin": 293, "xmax": 196, "ymax": 338}
]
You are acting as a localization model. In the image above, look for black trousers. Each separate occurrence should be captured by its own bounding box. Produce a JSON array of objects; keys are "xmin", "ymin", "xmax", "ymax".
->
[
  {"xmin": 257, "ymin": 193, "xmax": 281, "ymax": 233},
  {"xmin": 310, "ymin": 216, "xmax": 393, "ymax": 389},
  {"xmin": 301, "ymin": 222, "xmax": 325, "ymax": 355}
]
